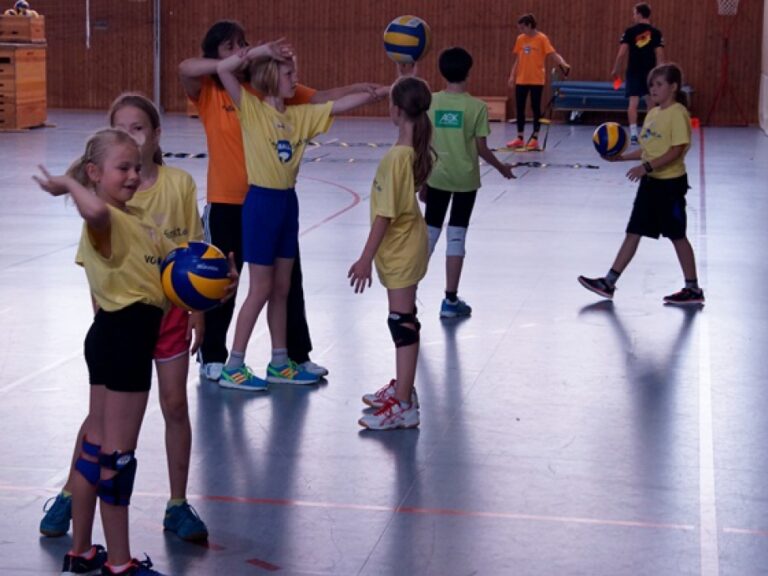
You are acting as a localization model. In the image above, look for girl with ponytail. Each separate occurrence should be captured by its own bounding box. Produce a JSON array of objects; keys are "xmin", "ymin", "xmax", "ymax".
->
[{"xmin": 348, "ymin": 76, "xmax": 434, "ymax": 431}]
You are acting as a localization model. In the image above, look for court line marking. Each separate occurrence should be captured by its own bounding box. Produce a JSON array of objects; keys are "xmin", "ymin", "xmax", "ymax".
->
[
  {"xmin": 298, "ymin": 175, "xmax": 362, "ymax": 237},
  {"xmin": 697, "ymin": 126, "xmax": 719, "ymax": 576},
  {"xmin": 0, "ymin": 350, "xmax": 82, "ymax": 395}
]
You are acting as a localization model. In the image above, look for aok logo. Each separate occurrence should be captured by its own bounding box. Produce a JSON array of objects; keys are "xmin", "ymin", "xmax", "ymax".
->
[{"xmin": 435, "ymin": 110, "xmax": 463, "ymax": 128}]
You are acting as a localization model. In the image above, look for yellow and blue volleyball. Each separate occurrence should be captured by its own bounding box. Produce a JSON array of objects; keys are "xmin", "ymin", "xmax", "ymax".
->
[
  {"xmin": 592, "ymin": 122, "xmax": 629, "ymax": 158},
  {"xmin": 161, "ymin": 241, "xmax": 229, "ymax": 312},
  {"xmin": 383, "ymin": 15, "xmax": 431, "ymax": 64}
]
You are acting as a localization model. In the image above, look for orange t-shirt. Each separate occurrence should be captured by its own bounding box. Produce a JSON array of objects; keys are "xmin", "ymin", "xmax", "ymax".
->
[
  {"xmin": 513, "ymin": 32, "xmax": 555, "ymax": 85},
  {"xmin": 194, "ymin": 78, "xmax": 317, "ymax": 205}
]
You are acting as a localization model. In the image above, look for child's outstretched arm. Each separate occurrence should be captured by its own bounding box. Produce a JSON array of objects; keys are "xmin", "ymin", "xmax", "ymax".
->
[
  {"xmin": 476, "ymin": 137, "xmax": 516, "ymax": 179},
  {"xmin": 178, "ymin": 57, "xmax": 220, "ymax": 101},
  {"xmin": 331, "ymin": 85, "xmax": 390, "ymax": 115},
  {"xmin": 348, "ymin": 216, "xmax": 390, "ymax": 294},
  {"xmin": 33, "ymin": 166, "xmax": 110, "ymax": 231},
  {"xmin": 216, "ymin": 49, "xmax": 250, "ymax": 106},
  {"xmin": 311, "ymin": 83, "xmax": 385, "ymax": 104}
]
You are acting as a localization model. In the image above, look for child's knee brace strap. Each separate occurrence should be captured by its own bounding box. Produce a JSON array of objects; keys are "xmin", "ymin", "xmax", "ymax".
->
[
  {"xmin": 427, "ymin": 226, "xmax": 441, "ymax": 256},
  {"xmin": 446, "ymin": 226, "xmax": 467, "ymax": 257},
  {"xmin": 387, "ymin": 312, "xmax": 421, "ymax": 348},
  {"xmin": 74, "ymin": 437, "xmax": 101, "ymax": 486},
  {"xmin": 97, "ymin": 451, "xmax": 137, "ymax": 507}
]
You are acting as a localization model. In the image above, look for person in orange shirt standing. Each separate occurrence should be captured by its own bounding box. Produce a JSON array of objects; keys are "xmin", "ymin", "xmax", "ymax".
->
[{"xmin": 506, "ymin": 13, "xmax": 570, "ymax": 150}]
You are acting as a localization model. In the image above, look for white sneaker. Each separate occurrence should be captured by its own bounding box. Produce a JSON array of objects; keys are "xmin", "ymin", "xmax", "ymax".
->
[
  {"xmin": 200, "ymin": 362, "xmax": 224, "ymax": 381},
  {"xmin": 298, "ymin": 360, "xmax": 329, "ymax": 377},
  {"xmin": 358, "ymin": 397, "xmax": 420, "ymax": 430},
  {"xmin": 362, "ymin": 379, "xmax": 419, "ymax": 408}
]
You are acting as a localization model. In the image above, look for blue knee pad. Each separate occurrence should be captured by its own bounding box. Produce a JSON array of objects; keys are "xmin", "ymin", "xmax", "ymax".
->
[
  {"xmin": 387, "ymin": 311, "xmax": 421, "ymax": 348},
  {"xmin": 74, "ymin": 437, "xmax": 101, "ymax": 486},
  {"xmin": 98, "ymin": 451, "xmax": 137, "ymax": 506}
]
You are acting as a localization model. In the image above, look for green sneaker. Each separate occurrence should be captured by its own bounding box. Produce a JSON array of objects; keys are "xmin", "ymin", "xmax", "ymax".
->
[
  {"xmin": 218, "ymin": 365, "xmax": 268, "ymax": 392},
  {"xmin": 266, "ymin": 360, "xmax": 320, "ymax": 385}
]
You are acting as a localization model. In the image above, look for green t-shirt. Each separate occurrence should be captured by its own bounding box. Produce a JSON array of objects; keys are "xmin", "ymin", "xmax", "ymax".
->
[{"xmin": 427, "ymin": 91, "xmax": 490, "ymax": 192}]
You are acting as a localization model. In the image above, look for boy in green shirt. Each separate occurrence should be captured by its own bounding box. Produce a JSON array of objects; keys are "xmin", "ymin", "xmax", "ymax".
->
[{"xmin": 425, "ymin": 47, "xmax": 515, "ymax": 318}]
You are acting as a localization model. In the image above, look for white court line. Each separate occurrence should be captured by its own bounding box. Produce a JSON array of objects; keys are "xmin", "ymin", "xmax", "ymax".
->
[{"xmin": 0, "ymin": 350, "xmax": 82, "ymax": 395}]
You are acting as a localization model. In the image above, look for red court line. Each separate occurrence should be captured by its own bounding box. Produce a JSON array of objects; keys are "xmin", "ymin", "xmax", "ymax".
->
[
  {"xmin": 298, "ymin": 175, "xmax": 362, "ymax": 237},
  {"xmin": 247, "ymin": 557, "xmax": 281, "ymax": 571}
]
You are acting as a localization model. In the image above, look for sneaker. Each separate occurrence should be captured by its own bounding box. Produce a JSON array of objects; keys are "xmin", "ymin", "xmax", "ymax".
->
[
  {"xmin": 630, "ymin": 134, "xmax": 639, "ymax": 145},
  {"xmin": 507, "ymin": 137, "xmax": 525, "ymax": 149},
  {"xmin": 102, "ymin": 556, "xmax": 165, "ymax": 576},
  {"xmin": 663, "ymin": 287, "xmax": 705, "ymax": 306},
  {"xmin": 41, "ymin": 492, "xmax": 72, "ymax": 537},
  {"xmin": 218, "ymin": 365, "xmax": 268, "ymax": 392},
  {"xmin": 526, "ymin": 137, "xmax": 539, "ymax": 150},
  {"xmin": 266, "ymin": 360, "xmax": 320, "ymax": 385},
  {"xmin": 61, "ymin": 545, "xmax": 107, "ymax": 576},
  {"xmin": 440, "ymin": 298, "xmax": 472, "ymax": 318},
  {"xmin": 200, "ymin": 362, "xmax": 224, "ymax": 381},
  {"xmin": 298, "ymin": 360, "xmax": 329, "ymax": 378},
  {"xmin": 163, "ymin": 501, "xmax": 208, "ymax": 542},
  {"xmin": 358, "ymin": 396, "xmax": 420, "ymax": 430},
  {"xmin": 577, "ymin": 276, "xmax": 615, "ymax": 299},
  {"xmin": 362, "ymin": 379, "xmax": 419, "ymax": 409}
]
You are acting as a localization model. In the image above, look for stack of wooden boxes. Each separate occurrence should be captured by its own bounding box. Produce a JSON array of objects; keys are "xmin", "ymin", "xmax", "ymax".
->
[{"xmin": 0, "ymin": 14, "xmax": 46, "ymax": 130}]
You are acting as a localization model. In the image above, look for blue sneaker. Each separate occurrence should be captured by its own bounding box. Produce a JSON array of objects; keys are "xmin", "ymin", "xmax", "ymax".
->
[
  {"xmin": 102, "ymin": 555, "xmax": 165, "ymax": 575},
  {"xmin": 163, "ymin": 501, "xmax": 208, "ymax": 542},
  {"xmin": 218, "ymin": 365, "xmax": 268, "ymax": 392},
  {"xmin": 266, "ymin": 360, "xmax": 320, "ymax": 385},
  {"xmin": 440, "ymin": 298, "xmax": 472, "ymax": 318},
  {"xmin": 40, "ymin": 491, "xmax": 72, "ymax": 537},
  {"xmin": 61, "ymin": 544, "xmax": 106, "ymax": 575}
]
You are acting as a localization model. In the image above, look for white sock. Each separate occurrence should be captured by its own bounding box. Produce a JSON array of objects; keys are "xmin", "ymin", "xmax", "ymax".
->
[{"xmin": 630, "ymin": 125, "xmax": 638, "ymax": 137}]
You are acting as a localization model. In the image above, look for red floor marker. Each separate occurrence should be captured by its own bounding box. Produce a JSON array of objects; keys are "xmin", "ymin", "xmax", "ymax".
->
[{"xmin": 247, "ymin": 558, "xmax": 281, "ymax": 571}]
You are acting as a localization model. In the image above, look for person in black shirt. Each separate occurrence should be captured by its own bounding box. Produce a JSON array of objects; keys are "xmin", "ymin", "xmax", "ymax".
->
[{"xmin": 611, "ymin": 2, "xmax": 665, "ymax": 144}]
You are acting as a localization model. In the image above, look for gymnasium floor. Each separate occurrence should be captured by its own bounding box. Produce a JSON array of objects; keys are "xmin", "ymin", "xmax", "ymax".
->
[{"xmin": 1, "ymin": 111, "xmax": 767, "ymax": 576}]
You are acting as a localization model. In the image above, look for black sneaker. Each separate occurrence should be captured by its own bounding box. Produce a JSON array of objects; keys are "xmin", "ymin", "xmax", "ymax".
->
[
  {"xmin": 62, "ymin": 545, "xmax": 107, "ymax": 575},
  {"xmin": 578, "ymin": 276, "xmax": 615, "ymax": 299},
  {"xmin": 663, "ymin": 287, "xmax": 705, "ymax": 306}
]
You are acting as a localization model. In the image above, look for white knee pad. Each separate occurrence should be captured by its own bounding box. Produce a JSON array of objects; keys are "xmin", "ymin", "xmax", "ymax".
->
[
  {"xmin": 427, "ymin": 226, "xmax": 441, "ymax": 257},
  {"xmin": 446, "ymin": 226, "xmax": 467, "ymax": 257}
]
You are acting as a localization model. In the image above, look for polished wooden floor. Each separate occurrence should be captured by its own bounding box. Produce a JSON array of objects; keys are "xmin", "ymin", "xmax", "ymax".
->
[{"xmin": 1, "ymin": 111, "xmax": 767, "ymax": 575}]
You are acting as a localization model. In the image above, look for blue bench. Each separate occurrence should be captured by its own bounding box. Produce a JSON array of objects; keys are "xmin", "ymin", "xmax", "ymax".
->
[{"xmin": 551, "ymin": 80, "xmax": 693, "ymax": 122}]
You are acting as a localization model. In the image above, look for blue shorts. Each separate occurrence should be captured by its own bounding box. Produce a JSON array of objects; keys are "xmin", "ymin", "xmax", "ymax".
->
[{"xmin": 242, "ymin": 185, "xmax": 299, "ymax": 265}]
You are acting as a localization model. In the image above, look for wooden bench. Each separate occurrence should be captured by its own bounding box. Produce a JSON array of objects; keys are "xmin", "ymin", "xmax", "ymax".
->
[{"xmin": 479, "ymin": 96, "xmax": 507, "ymax": 121}]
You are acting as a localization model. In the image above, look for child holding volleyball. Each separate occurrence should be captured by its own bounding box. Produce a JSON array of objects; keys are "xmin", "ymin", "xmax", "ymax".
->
[
  {"xmin": 578, "ymin": 63, "xmax": 704, "ymax": 306},
  {"xmin": 34, "ymin": 129, "xmax": 170, "ymax": 575},
  {"xmin": 348, "ymin": 76, "xmax": 433, "ymax": 430},
  {"xmin": 41, "ymin": 93, "xmax": 212, "ymax": 543},
  {"xmin": 215, "ymin": 39, "xmax": 388, "ymax": 390}
]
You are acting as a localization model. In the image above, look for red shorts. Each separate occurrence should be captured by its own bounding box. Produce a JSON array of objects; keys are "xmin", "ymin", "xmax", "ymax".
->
[{"xmin": 155, "ymin": 305, "xmax": 190, "ymax": 362}]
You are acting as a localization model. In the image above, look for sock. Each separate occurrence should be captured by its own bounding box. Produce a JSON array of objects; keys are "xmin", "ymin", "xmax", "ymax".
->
[
  {"xmin": 106, "ymin": 561, "xmax": 133, "ymax": 574},
  {"xmin": 685, "ymin": 278, "xmax": 700, "ymax": 291},
  {"xmin": 224, "ymin": 351, "xmax": 245, "ymax": 371},
  {"xmin": 271, "ymin": 348, "xmax": 289, "ymax": 367},
  {"xmin": 630, "ymin": 125, "xmax": 638, "ymax": 137},
  {"xmin": 167, "ymin": 498, "xmax": 186, "ymax": 509},
  {"xmin": 605, "ymin": 269, "xmax": 621, "ymax": 287},
  {"xmin": 445, "ymin": 291, "xmax": 458, "ymax": 303},
  {"xmin": 70, "ymin": 546, "xmax": 97, "ymax": 560}
]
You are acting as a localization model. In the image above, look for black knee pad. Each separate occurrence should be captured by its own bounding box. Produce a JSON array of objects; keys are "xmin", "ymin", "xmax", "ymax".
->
[
  {"xmin": 387, "ymin": 311, "xmax": 421, "ymax": 348},
  {"xmin": 74, "ymin": 437, "xmax": 101, "ymax": 486},
  {"xmin": 97, "ymin": 451, "xmax": 137, "ymax": 507}
]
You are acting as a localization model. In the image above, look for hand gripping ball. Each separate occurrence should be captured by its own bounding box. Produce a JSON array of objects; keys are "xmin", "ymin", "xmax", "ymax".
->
[
  {"xmin": 592, "ymin": 122, "xmax": 629, "ymax": 158},
  {"xmin": 161, "ymin": 241, "xmax": 230, "ymax": 312}
]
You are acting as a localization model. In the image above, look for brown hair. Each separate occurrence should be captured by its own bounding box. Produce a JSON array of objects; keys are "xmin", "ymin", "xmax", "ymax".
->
[
  {"xmin": 66, "ymin": 128, "xmax": 140, "ymax": 188},
  {"xmin": 648, "ymin": 63, "xmax": 687, "ymax": 107},
  {"xmin": 108, "ymin": 92, "xmax": 164, "ymax": 165},
  {"xmin": 390, "ymin": 76, "xmax": 434, "ymax": 189},
  {"xmin": 517, "ymin": 13, "xmax": 537, "ymax": 29}
]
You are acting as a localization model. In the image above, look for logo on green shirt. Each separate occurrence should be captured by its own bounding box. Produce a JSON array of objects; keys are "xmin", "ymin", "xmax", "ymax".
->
[{"xmin": 435, "ymin": 110, "xmax": 463, "ymax": 129}]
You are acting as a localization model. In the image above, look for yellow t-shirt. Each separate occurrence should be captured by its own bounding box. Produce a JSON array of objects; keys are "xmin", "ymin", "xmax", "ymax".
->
[
  {"xmin": 78, "ymin": 205, "xmax": 171, "ymax": 312},
  {"xmin": 237, "ymin": 90, "xmax": 333, "ymax": 189},
  {"xmin": 127, "ymin": 165, "xmax": 204, "ymax": 246},
  {"xmin": 370, "ymin": 146, "xmax": 428, "ymax": 289},
  {"xmin": 513, "ymin": 32, "xmax": 555, "ymax": 85},
  {"xmin": 640, "ymin": 103, "xmax": 690, "ymax": 179}
]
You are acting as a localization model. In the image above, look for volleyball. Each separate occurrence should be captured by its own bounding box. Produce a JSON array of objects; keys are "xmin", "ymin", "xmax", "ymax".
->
[
  {"xmin": 592, "ymin": 122, "xmax": 628, "ymax": 158},
  {"xmin": 383, "ymin": 15, "xmax": 431, "ymax": 64},
  {"xmin": 161, "ymin": 241, "xmax": 230, "ymax": 312},
  {"xmin": 13, "ymin": 0, "xmax": 29, "ymax": 14}
]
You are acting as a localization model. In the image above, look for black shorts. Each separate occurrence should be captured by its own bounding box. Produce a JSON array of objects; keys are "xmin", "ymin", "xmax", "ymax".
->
[
  {"xmin": 84, "ymin": 302, "xmax": 164, "ymax": 392},
  {"xmin": 424, "ymin": 187, "xmax": 478, "ymax": 229},
  {"xmin": 626, "ymin": 174, "xmax": 689, "ymax": 240},
  {"xmin": 625, "ymin": 70, "xmax": 650, "ymax": 98}
]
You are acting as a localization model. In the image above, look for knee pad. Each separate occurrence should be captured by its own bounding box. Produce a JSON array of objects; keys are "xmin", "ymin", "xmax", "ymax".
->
[
  {"xmin": 74, "ymin": 437, "xmax": 101, "ymax": 486},
  {"xmin": 446, "ymin": 226, "xmax": 467, "ymax": 257},
  {"xmin": 427, "ymin": 226, "xmax": 441, "ymax": 257},
  {"xmin": 387, "ymin": 311, "xmax": 421, "ymax": 348},
  {"xmin": 97, "ymin": 451, "xmax": 137, "ymax": 507}
]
